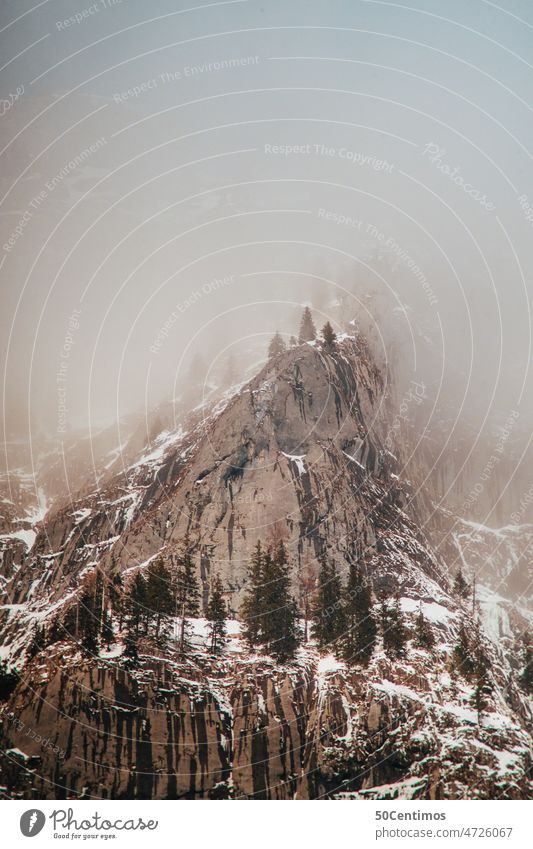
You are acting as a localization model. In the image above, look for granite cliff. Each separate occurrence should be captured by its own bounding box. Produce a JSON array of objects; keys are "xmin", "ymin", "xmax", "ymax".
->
[{"xmin": 0, "ymin": 335, "xmax": 531, "ymax": 799}]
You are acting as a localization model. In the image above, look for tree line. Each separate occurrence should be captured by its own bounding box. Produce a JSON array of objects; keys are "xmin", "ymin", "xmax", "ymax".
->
[
  {"xmin": 28, "ymin": 548, "xmax": 227, "ymax": 662},
  {"xmin": 14, "ymin": 542, "xmax": 532, "ymax": 716},
  {"xmin": 239, "ymin": 542, "xmax": 437, "ymax": 664}
]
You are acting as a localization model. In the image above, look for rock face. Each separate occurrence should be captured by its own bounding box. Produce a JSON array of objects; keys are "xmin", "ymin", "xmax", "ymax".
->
[
  {"xmin": 2, "ymin": 643, "xmax": 531, "ymax": 800},
  {"xmin": 1, "ymin": 336, "xmax": 532, "ymax": 799},
  {"xmin": 4, "ymin": 654, "xmax": 233, "ymax": 800},
  {"xmin": 4, "ymin": 337, "xmax": 442, "ymax": 614}
]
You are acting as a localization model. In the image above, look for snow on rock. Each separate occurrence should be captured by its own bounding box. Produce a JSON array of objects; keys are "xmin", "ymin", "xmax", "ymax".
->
[
  {"xmin": 437, "ymin": 702, "xmax": 478, "ymax": 725},
  {"xmin": 102, "ymin": 444, "xmax": 125, "ymax": 471},
  {"xmin": 115, "ymin": 491, "xmax": 141, "ymax": 529},
  {"xmin": 128, "ymin": 426, "xmax": 186, "ymax": 470},
  {"xmin": 342, "ymin": 449, "xmax": 366, "ymax": 471},
  {"xmin": 72, "ymin": 508, "xmax": 92, "ymax": 523},
  {"xmin": 477, "ymin": 584, "xmax": 511, "ymax": 641},
  {"xmin": 317, "ymin": 654, "xmax": 345, "ymax": 688},
  {"xmin": 340, "ymin": 776, "xmax": 427, "ymax": 800},
  {"xmin": 0, "ymin": 529, "xmax": 36, "ymax": 550},
  {"xmin": 25, "ymin": 488, "xmax": 48, "ymax": 524},
  {"xmin": 372, "ymin": 679, "xmax": 423, "ymax": 703},
  {"xmin": 5, "ymin": 748, "xmax": 32, "ymax": 761},
  {"xmin": 282, "ymin": 452, "xmax": 307, "ymax": 475},
  {"xmin": 122, "ymin": 550, "xmax": 165, "ymax": 575},
  {"xmin": 400, "ymin": 597, "xmax": 456, "ymax": 626},
  {"xmin": 451, "ymin": 518, "xmax": 533, "ymax": 604},
  {"xmin": 171, "ymin": 617, "xmax": 243, "ymax": 654},
  {"xmin": 1, "ymin": 337, "xmax": 531, "ymax": 801},
  {"xmin": 461, "ymin": 520, "xmax": 527, "ymax": 539},
  {"xmin": 99, "ymin": 643, "xmax": 125, "ymax": 659},
  {"xmin": 492, "ymin": 749, "xmax": 522, "ymax": 776}
]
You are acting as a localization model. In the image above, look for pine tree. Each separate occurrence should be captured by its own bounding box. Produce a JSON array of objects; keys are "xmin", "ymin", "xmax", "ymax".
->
[
  {"xmin": 469, "ymin": 628, "xmax": 493, "ymax": 722},
  {"xmin": 46, "ymin": 616, "xmax": 63, "ymax": 645},
  {"xmin": 391, "ymin": 595, "xmax": 408, "ymax": 654},
  {"xmin": 206, "ymin": 574, "xmax": 227, "ymax": 653},
  {"xmin": 414, "ymin": 605, "xmax": 435, "ymax": 651},
  {"xmin": 0, "ymin": 660, "xmax": 18, "ymax": 701},
  {"xmin": 262, "ymin": 541, "xmax": 301, "ymax": 660},
  {"xmin": 453, "ymin": 567, "xmax": 470, "ymax": 599},
  {"xmin": 61, "ymin": 576, "xmax": 102, "ymax": 653},
  {"xmin": 297, "ymin": 557, "xmax": 318, "ymax": 643},
  {"xmin": 289, "ymin": 335, "xmax": 298, "ymax": 348},
  {"xmin": 356, "ymin": 582, "xmax": 378, "ymax": 666},
  {"xmin": 109, "ymin": 573, "xmax": 125, "ymax": 629},
  {"xmin": 452, "ymin": 620, "xmax": 476, "ymax": 678},
  {"xmin": 174, "ymin": 549, "xmax": 201, "ymax": 652},
  {"xmin": 311, "ymin": 558, "xmax": 345, "ymax": 651},
  {"xmin": 342, "ymin": 563, "xmax": 360, "ymax": 663},
  {"xmin": 125, "ymin": 573, "xmax": 148, "ymax": 638},
  {"xmin": 380, "ymin": 600, "xmax": 394, "ymax": 656},
  {"xmin": 240, "ymin": 541, "xmax": 266, "ymax": 648},
  {"xmin": 27, "ymin": 625, "xmax": 44, "ymax": 660},
  {"xmin": 146, "ymin": 558, "xmax": 174, "ymax": 638},
  {"xmin": 471, "ymin": 665, "xmax": 493, "ymax": 723},
  {"xmin": 298, "ymin": 306, "xmax": 316, "ymax": 343},
  {"xmin": 78, "ymin": 587, "xmax": 99, "ymax": 655},
  {"xmin": 342, "ymin": 564, "xmax": 376, "ymax": 666},
  {"xmin": 519, "ymin": 632, "xmax": 533, "ymax": 694},
  {"xmin": 123, "ymin": 635, "xmax": 139, "ymax": 668},
  {"xmin": 61, "ymin": 573, "xmax": 105, "ymax": 649},
  {"xmin": 174, "ymin": 552, "xmax": 201, "ymax": 616},
  {"xmin": 322, "ymin": 321, "xmax": 337, "ymax": 349},
  {"xmin": 268, "ymin": 331, "xmax": 286, "ymax": 360},
  {"xmin": 381, "ymin": 596, "xmax": 407, "ymax": 658},
  {"xmin": 92, "ymin": 571, "xmax": 105, "ymax": 636}
]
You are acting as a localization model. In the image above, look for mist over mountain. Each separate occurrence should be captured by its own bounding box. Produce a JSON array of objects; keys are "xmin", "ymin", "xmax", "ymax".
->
[
  {"xmin": 0, "ymin": 323, "xmax": 531, "ymax": 799},
  {"xmin": 1, "ymin": 0, "xmax": 532, "ymax": 803}
]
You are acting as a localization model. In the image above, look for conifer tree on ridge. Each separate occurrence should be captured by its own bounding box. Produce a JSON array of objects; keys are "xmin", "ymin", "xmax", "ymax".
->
[
  {"xmin": 298, "ymin": 306, "xmax": 317, "ymax": 343},
  {"xmin": 206, "ymin": 574, "xmax": 227, "ymax": 653}
]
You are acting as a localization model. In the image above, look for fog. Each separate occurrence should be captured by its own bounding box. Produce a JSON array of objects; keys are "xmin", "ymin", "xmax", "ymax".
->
[{"xmin": 1, "ymin": 0, "xmax": 533, "ymax": 463}]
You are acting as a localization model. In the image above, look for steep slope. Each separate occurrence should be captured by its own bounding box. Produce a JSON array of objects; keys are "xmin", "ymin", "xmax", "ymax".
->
[
  {"xmin": 0, "ymin": 336, "xmax": 531, "ymax": 799},
  {"xmin": 4, "ymin": 336, "xmax": 442, "ymax": 614}
]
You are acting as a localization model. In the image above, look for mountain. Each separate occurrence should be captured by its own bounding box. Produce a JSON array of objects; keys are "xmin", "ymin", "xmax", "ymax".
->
[{"xmin": 0, "ymin": 334, "xmax": 531, "ymax": 800}]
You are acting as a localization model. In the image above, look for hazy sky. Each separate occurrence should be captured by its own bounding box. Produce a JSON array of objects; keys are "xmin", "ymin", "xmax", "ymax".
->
[{"xmin": 1, "ymin": 0, "xmax": 533, "ymax": 441}]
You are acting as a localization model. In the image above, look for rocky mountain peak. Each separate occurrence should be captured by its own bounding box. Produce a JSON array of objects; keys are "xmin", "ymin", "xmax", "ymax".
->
[{"xmin": 0, "ymin": 333, "xmax": 531, "ymax": 800}]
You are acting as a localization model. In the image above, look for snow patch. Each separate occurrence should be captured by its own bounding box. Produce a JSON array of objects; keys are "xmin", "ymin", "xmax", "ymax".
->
[
  {"xmin": 123, "ymin": 550, "xmax": 164, "ymax": 575},
  {"xmin": 5, "ymin": 748, "xmax": 32, "ymax": 761},
  {"xmin": 477, "ymin": 584, "xmax": 511, "ymax": 641},
  {"xmin": 25, "ymin": 487, "xmax": 48, "ymax": 523},
  {"xmin": 129, "ymin": 427, "xmax": 185, "ymax": 470},
  {"xmin": 282, "ymin": 452, "xmax": 306, "ymax": 475},
  {"xmin": 400, "ymin": 597, "xmax": 456, "ymax": 626},
  {"xmin": 317, "ymin": 654, "xmax": 344, "ymax": 683},
  {"xmin": 372, "ymin": 679, "xmax": 423, "ymax": 703},
  {"xmin": 0, "ymin": 529, "xmax": 36, "ymax": 550},
  {"xmin": 72, "ymin": 508, "xmax": 92, "ymax": 523},
  {"xmin": 343, "ymin": 776, "xmax": 426, "ymax": 801},
  {"xmin": 342, "ymin": 450, "xmax": 366, "ymax": 471},
  {"xmin": 100, "ymin": 643, "xmax": 124, "ymax": 659}
]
